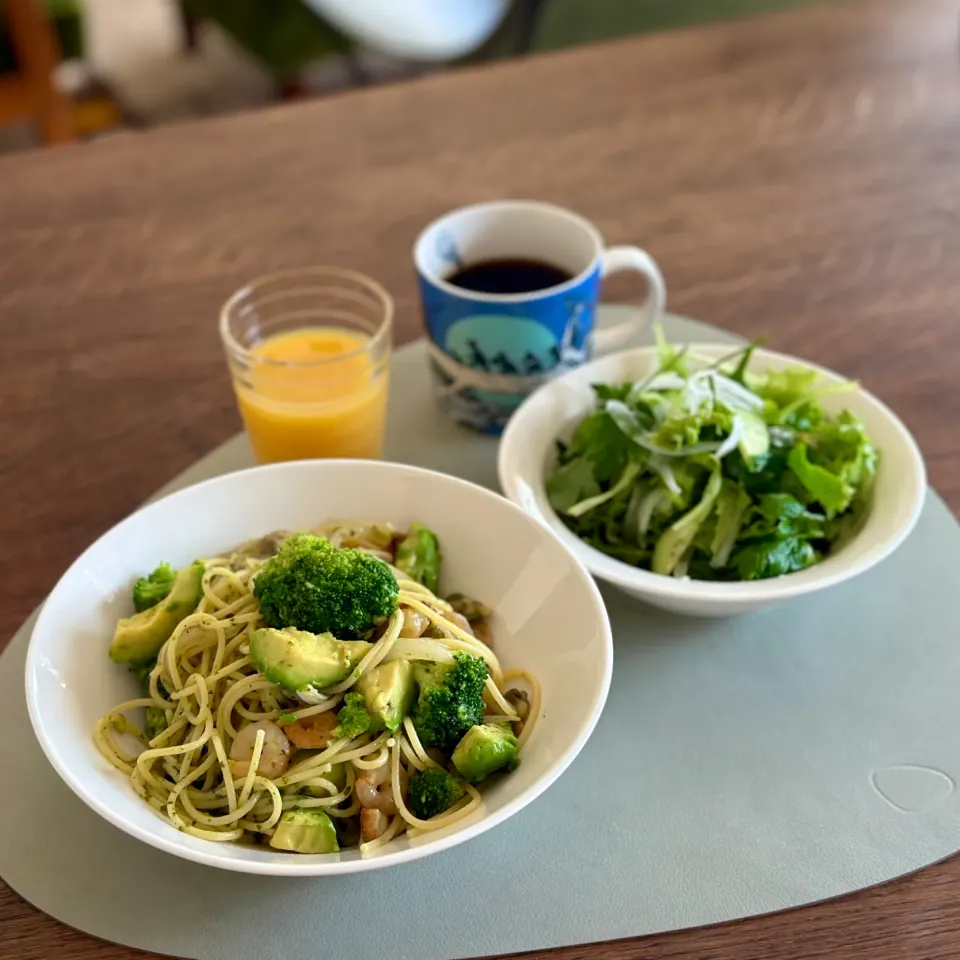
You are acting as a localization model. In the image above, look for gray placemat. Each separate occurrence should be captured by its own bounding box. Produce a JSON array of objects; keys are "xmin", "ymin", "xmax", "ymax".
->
[{"xmin": 3, "ymin": 314, "xmax": 960, "ymax": 960}]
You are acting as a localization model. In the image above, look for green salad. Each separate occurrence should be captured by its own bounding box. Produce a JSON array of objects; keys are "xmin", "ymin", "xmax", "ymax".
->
[{"xmin": 546, "ymin": 330, "xmax": 879, "ymax": 581}]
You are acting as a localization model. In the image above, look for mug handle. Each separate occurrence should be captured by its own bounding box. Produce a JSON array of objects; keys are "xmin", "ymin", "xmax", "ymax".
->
[{"xmin": 593, "ymin": 246, "xmax": 667, "ymax": 354}]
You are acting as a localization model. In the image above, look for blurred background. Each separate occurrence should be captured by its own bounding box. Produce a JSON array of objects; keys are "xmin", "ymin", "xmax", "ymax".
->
[{"xmin": 0, "ymin": 0, "xmax": 825, "ymax": 153}]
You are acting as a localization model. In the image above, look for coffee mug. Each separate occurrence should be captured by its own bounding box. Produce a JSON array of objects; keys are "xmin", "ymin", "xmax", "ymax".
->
[{"xmin": 414, "ymin": 200, "xmax": 666, "ymax": 433}]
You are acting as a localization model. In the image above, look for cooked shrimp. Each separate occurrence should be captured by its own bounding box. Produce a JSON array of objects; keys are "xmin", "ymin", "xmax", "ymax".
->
[
  {"xmin": 229, "ymin": 720, "xmax": 292, "ymax": 779},
  {"xmin": 399, "ymin": 608, "xmax": 429, "ymax": 638},
  {"xmin": 355, "ymin": 761, "xmax": 407, "ymax": 814},
  {"xmin": 426, "ymin": 610, "xmax": 473, "ymax": 639},
  {"xmin": 360, "ymin": 808, "xmax": 389, "ymax": 842},
  {"xmin": 284, "ymin": 710, "xmax": 338, "ymax": 749},
  {"xmin": 356, "ymin": 758, "xmax": 389, "ymax": 787}
]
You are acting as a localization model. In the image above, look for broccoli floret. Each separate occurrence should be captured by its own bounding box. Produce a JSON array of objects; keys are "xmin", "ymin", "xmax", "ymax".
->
[
  {"xmin": 411, "ymin": 652, "xmax": 488, "ymax": 750},
  {"xmin": 334, "ymin": 692, "xmax": 374, "ymax": 739},
  {"xmin": 144, "ymin": 706, "xmax": 167, "ymax": 740},
  {"xmin": 408, "ymin": 767, "xmax": 466, "ymax": 819},
  {"xmin": 253, "ymin": 533, "xmax": 399, "ymax": 638},
  {"xmin": 130, "ymin": 659, "xmax": 154, "ymax": 692},
  {"xmin": 130, "ymin": 658, "xmax": 167, "ymax": 740},
  {"xmin": 133, "ymin": 563, "xmax": 176, "ymax": 612}
]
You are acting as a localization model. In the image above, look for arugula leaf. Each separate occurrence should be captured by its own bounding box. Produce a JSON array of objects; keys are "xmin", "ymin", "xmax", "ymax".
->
[
  {"xmin": 566, "ymin": 462, "xmax": 642, "ymax": 518},
  {"xmin": 787, "ymin": 443, "xmax": 853, "ymax": 515},
  {"xmin": 741, "ymin": 493, "xmax": 826, "ymax": 539},
  {"xmin": 592, "ymin": 382, "xmax": 631, "ymax": 403},
  {"xmin": 732, "ymin": 537, "xmax": 818, "ymax": 580},
  {"xmin": 724, "ymin": 444, "xmax": 793, "ymax": 494},
  {"xmin": 546, "ymin": 459, "xmax": 600, "ymax": 514},
  {"xmin": 654, "ymin": 323, "xmax": 689, "ymax": 377},
  {"xmin": 755, "ymin": 493, "xmax": 816, "ymax": 521},
  {"xmin": 590, "ymin": 542, "xmax": 652, "ymax": 565},
  {"xmin": 566, "ymin": 411, "xmax": 632, "ymax": 485},
  {"xmin": 731, "ymin": 341, "xmax": 761, "ymax": 385}
]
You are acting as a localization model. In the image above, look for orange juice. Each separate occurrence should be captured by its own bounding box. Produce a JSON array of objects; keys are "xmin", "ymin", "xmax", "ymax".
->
[{"xmin": 234, "ymin": 327, "xmax": 389, "ymax": 463}]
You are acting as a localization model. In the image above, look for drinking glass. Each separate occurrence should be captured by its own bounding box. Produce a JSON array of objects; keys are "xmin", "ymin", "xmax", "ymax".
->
[{"xmin": 220, "ymin": 267, "xmax": 393, "ymax": 463}]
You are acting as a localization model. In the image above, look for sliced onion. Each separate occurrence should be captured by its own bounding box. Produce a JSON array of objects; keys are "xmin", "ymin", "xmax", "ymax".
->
[
  {"xmin": 710, "ymin": 528, "xmax": 739, "ymax": 569},
  {"xmin": 673, "ymin": 550, "xmax": 692, "ymax": 579},
  {"xmin": 640, "ymin": 437, "xmax": 722, "ymax": 458},
  {"xmin": 715, "ymin": 415, "xmax": 744, "ymax": 459},
  {"xmin": 640, "ymin": 372, "xmax": 686, "ymax": 392},
  {"xmin": 637, "ymin": 490, "xmax": 671, "ymax": 535},
  {"xmin": 682, "ymin": 369, "xmax": 763, "ymax": 413},
  {"xmin": 647, "ymin": 456, "xmax": 682, "ymax": 496},
  {"xmin": 706, "ymin": 371, "xmax": 764, "ymax": 411},
  {"xmin": 383, "ymin": 638, "xmax": 455, "ymax": 665},
  {"xmin": 682, "ymin": 378, "xmax": 713, "ymax": 414},
  {"xmin": 624, "ymin": 483, "xmax": 644, "ymax": 536},
  {"xmin": 605, "ymin": 400, "xmax": 722, "ymax": 459},
  {"xmin": 296, "ymin": 687, "xmax": 333, "ymax": 706}
]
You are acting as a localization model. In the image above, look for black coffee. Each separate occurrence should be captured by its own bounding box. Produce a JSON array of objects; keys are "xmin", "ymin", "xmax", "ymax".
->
[{"xmin": 446, "ymin": 258, "xmax": 572, "ymax": 295}]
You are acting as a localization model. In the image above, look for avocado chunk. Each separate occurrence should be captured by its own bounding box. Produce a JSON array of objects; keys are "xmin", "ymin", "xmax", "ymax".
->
[
  {"xmin": 452, "ymin": 723, "xmax": 519, "ymax": 783},
  {"xmin": 269, "ymin": 809, "xmax": 339, "ymax": 854},
  {"xmin": 109, "ymin": 562, "xmax": 205, "ymax": 663},
  {"xmin": 355, "ymin": 659, "xmax": 415, "ymax": 732},
  {"xmin": 250, "ymin": 627, "xmax": 371, "ymax": 693}
]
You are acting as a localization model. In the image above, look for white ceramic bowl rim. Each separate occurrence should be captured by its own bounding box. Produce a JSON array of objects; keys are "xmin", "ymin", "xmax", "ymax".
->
[
  {"xmin": 499, "ymin": 343, "xmax": 927, "ymax": 604},
  {"xmin": 25, "ymin": 460, "xmax": 614, "ymax": 876}
]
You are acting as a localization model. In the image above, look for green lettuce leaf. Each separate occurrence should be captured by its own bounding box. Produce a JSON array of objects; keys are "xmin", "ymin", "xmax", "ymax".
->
[
  {"xmin": 652, "ymin": 466, "xmax": 723, "ymax": 576},
  {"xmin": 732, "ymin": 537, "xmax": 818, "ymax": 580},
  {"xmin": 787, "ymin": 443, "xmax": 853, "ymax": 515},
  {"xmin": 741, "ymin": 493, "xmax": 826, "ymax": 540},
  {"xmin": 754, "ymin": 368, "xmax": 819, "ymax": 410},
  {"xmin": 804, "ymin": 410, "xmax": 878, "ymax": 492},
  {"xmin": 710, "ymin": 480, "xmax": 752, "ymax": 567}
]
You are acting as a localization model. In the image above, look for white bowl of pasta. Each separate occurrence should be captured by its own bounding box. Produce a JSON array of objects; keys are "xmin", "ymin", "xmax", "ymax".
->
[{"xmin": 25, "ymin": 460, "xmax": 612, "ymax": 876}]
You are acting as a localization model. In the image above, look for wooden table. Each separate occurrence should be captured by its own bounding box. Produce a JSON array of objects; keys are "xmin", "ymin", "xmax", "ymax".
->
[{"xmin": 3, "ymin": 0, "xmax": 960, "ymax": 956}]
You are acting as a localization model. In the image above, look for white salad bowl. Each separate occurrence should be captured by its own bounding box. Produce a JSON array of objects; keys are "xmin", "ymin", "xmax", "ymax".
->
[
  {"xmin": 498, "ymin": 343, "xmax": 926, "ymax": 617},
  {"xmin": 25, "ymin": 460, "xmax": 612, "ymax": 875}
]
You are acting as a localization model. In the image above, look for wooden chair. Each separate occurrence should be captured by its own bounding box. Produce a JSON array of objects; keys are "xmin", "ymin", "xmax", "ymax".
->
[{"xmin": 0, "ymin": 0, "xmax": 73, "ymax": 145}]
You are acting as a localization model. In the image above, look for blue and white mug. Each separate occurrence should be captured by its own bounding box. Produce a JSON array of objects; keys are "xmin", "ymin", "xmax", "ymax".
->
[{"xmin": 414, "ymin": 200, "xmax": 666, "ymax": 433}]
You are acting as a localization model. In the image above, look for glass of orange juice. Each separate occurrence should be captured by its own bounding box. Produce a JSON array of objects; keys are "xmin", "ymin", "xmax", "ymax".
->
[{"xmin": 220, "ymin": 267, "xmax": 393, "ymax": 463}]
